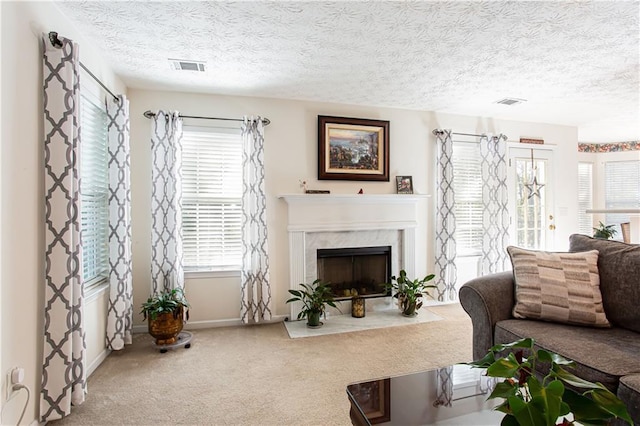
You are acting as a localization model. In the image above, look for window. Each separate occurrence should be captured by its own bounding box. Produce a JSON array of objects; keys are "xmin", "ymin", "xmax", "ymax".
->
[
  {"xmin": 604, "ymin": 160, "xmax": 640, "ymax": 237},
  {"xmin": 80, "ymin": 81, "xmax": 109, "ymax": 287},
  {"xmin": 577, "ymin": 162, "xmax": 593, "ymax": 235},
  {"xmin": 451, "ymin": 141, "xmax": 483, "ymax": 285},
  {"xmin": 182, "ymin": 126, "xmax": 243, "ymax": 271},
  {"xmin": 452, "ymin": 141, "xmax": 483, "ymax": 257}
]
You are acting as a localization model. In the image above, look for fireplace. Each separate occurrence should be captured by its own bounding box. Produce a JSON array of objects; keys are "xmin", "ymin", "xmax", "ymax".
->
[
  {"xmin": 279, "ymin": 193, "xmax": 427, "ymax": 320},
  {"xmin": 317, "ymin": 246, "xmax": 391, "ymax": 300}
]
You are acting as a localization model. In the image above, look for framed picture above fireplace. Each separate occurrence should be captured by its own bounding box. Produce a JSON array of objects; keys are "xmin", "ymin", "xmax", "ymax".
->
[{"xmin": 318, "ymin": 115, "xmax": 390, "ymax": 181}]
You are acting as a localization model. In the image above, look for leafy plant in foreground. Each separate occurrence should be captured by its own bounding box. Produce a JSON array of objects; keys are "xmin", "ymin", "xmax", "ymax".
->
[{"xmin": 466, "ymin": 338, "xmax": 632, "ymax": 426}]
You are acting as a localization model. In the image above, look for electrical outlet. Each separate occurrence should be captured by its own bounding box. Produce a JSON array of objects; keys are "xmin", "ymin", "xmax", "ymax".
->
[{"xmin": 5, "ymin": 367, "xmax": 24, "ymax": 400}]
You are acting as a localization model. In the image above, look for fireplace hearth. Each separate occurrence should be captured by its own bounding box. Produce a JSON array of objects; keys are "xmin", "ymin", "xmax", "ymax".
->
[{"xmin": 317, "ymin": 246, "xmax": 391, "ymax": 300}]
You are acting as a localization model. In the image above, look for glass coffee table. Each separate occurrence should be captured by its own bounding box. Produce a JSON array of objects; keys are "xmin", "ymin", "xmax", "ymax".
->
[{"xmin": 347, "ymin": 364, "xmax": 503, "ymax": 425}]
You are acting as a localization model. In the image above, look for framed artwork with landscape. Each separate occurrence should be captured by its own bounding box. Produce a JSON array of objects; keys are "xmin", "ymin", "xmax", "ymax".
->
[{"xmin": 318, "ymin": 115, "xmax": 390, "ymax": 181}]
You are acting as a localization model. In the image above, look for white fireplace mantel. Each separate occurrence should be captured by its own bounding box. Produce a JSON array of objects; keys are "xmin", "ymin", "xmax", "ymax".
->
[
  {"xmin": 278, "ymin": 194, "xmax": 429, "ymax": 232},
  {"xmin": 279, "ymin": 193, "xmax": 430, "ymax": 320}
]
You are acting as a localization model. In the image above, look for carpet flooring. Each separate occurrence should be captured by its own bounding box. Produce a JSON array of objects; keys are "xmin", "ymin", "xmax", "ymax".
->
[{"xmin": 50, "ymin": 303, "xmax": 473, "ymax": 426}]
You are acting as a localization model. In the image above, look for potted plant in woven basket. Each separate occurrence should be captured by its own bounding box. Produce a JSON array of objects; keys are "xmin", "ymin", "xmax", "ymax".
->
[
  {"xmin": 140, "ymin": 287, "xmax": 190, "ymax": 345},
  {"xmin": 385, "ymin": 270, "xmax": 436, "ymax": 317},
  {"xmin": 466, "ymin": 337, "xmax": 632, "ymax": 425},
  {"xmin": 286, "ymin": 279, "xmax": 338, "ymax": 328}
]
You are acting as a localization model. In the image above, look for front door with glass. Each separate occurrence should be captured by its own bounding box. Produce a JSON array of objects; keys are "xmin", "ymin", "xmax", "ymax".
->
[{"xmin": 507, "ymin": 147, "xmax": 556, "ymax": 250}]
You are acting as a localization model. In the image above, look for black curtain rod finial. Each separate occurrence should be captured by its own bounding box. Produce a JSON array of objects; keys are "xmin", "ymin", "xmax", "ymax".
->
[{"xmin": 48, "ymin": 31, "xmax": 63, "ymax": 48}]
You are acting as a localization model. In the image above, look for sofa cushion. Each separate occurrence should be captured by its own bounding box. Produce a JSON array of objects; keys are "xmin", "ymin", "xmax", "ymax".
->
[
  {"xmin": 569, "ymin": 234, "xmax": 640, "ymax": 332},
  {"xmin": 618, "ymin": 374, "xmax": 640, "ymax": 425},
  {"xmin": 507, "ymin": 246, "xmax": 609, "ymax": 327},
  {"xmin": 495, "ymin": 319, "xmax": 640, "ymax": 392}
]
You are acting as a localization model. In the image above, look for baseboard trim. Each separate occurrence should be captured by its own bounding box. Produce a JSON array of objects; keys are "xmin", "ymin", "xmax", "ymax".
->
[
  {"xmin": 87, "ymin": 348, "xmax": 111, "ymax": 377},
  {"xmin": 132, "ymin": 315, "xmax": 288, "ymax": 334}
]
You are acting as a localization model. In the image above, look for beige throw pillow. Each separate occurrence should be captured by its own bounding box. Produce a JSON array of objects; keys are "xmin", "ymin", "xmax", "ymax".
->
[{"xmin": 507, "ymin": 246, "xmax": 610, "ymax": 327}]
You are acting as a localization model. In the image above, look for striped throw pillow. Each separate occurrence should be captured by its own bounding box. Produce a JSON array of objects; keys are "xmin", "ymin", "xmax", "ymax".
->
[{"xmin": 507, "ymin": 246, "xmax": 610, "ymax": 327}]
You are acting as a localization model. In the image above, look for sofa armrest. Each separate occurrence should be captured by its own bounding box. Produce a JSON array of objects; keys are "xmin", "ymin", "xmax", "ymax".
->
[{"xmin": 459, "ymin": 271, "xmax": 515, "ymax": 360}]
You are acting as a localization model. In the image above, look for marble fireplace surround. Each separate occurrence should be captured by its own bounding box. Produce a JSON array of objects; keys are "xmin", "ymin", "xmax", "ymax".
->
[{"xmin": 279, "ymin": 194, "xmax": 428, "ymax": 320}]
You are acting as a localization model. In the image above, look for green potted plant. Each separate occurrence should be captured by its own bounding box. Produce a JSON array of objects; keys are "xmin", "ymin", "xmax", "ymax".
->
[
  {"xmin": 466, "ymin": 337, "xmax": 632, "ymax": 426},
  {"xmin": 593, "ymin": 221, "xmax": 617, "ymax": 239},
  {"xmin": 385, "ymin": 269, "xmax": 436, "ymax": 317},
  {"xmin": 286, "ymin": 279, "xmax": 338, "ymax": 328},
  {"xmin": 140, "ymin": 287, "xmax": 190, "ymax": 345}
]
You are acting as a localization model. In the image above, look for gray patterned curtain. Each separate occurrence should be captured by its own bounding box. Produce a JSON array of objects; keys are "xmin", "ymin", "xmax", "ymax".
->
[
  {"xmin": 150, "ymin": 111, "xmax": 184, "ymax": 294},
  {"xmin": 105, "ymin": 95, "xmax": 132, "ymax": 350},
  {"xmin": 41, "ymin": 33, "xmax": 86, "ymax": 421},
  {"xmin": 434, "ymin": 130, "xmax": 457, "ymax": 302},
  {"xmin": 434, "ymin": 366, "xmax": 454, "ymax": 407},
  {"xmin": 480, "ymin": 135, "xmax": 510, "ymax": 274},
  {"xmin": 240, "ymin": 117, "xmax": 272, "ymax": 323}
]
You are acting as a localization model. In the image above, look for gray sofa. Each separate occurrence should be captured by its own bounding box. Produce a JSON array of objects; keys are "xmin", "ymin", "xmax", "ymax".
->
[{"xmin": 459, "ymin": 234, "xmax": 640, "ymax": 424}]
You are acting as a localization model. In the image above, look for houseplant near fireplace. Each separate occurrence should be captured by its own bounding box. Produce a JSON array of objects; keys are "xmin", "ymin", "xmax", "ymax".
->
[
  {"xmin": 386, "ymin": 269, "xmax": 436, "ymax": 316},
  {"xmin": 140, "ymin": 287, "xmax": 190, "ymax": 345},
  {"xmin": 286, "ymin": 279, "xmax": 338, "ymax": 328}
]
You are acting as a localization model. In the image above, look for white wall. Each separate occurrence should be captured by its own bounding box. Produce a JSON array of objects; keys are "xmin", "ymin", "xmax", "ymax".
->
[
  {"xmin": 1, "ymin": 2, "xmax": 124, "ymax": 424},
  {"xmin": 128, "ymin": 89, "xmax": 580, "ymax": 329}
]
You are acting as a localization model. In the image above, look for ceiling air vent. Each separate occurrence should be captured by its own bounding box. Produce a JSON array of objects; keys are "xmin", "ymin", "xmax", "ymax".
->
[
  {"xmin": 169, "ymin": 59, "xmax": 206, "ymax": 72},
  {"xmin": 495, "ymin": 97, "xmax": 526, "ymax": 106}
]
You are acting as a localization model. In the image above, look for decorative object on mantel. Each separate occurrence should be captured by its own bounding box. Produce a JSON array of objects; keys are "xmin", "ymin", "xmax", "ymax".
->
[
  {"xmin": 520, "ymin": 137, "xmax": 544, "ymax": 144},
  {"xmin": 318, "ymin": 115, "xmax": 390, "ymax": 181},
  {"xmin": 524, "ymin": 149, "xmax": 545, "ymax": 199},
  {"xmin": 385, "ymin": 270, "xmax": 436, "ymax": 317},
  {"xmin": 358, "ymin": 188, "xmax": 363, "ymax": 194},
  {"xmin": 286, "ymin": 279, "xmax": 339, "ymax": 328},
  {"xmin": 396, "ymin": 176, "xmax": 413, "ymax": 194},
  {"xmin": 466, "ymin": 337, "xmax": 632, "ymax": 426},
  {"xmin": 299, "ymin": 178, "xmax": 331, "ymax": 194}
]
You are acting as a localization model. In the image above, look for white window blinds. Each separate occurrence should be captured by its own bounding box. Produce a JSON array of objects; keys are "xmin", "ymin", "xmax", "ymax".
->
[
  {"xmin": 80, "ymin": 86, "xmax": 109, "ymax": 287},
  {"xmin": 604, "ymin": 160, "xmax": 640, "ymax": 230},
  {"xmin": 182, "ymin": 126, "xmax": 243, "ymax": 271},
  {"xmin": 452, "ymin": 142, "xmax": 483, "ymax": 256},
  {"xmin": 577, "ymin": 162, "xmax": 593, "ymax": 235}
]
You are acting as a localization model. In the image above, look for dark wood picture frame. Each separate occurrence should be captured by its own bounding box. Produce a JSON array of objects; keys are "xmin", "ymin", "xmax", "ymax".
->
[
  {"xmin": 318, "ymin": 115, "xmax": 390, "ymax": 181},
  {"xmin": 396, "ymin": 176, "xmax": 413, "ymax": 194}
]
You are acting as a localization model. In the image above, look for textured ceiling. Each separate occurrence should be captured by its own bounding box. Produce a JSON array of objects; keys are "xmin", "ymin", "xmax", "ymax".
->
[{"xmin": 54, "ymin": 1, "xmax": 640, "ymax": 142}]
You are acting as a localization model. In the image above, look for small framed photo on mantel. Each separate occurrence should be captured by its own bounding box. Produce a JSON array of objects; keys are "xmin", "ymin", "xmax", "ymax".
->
[{"xmin": 396, "ymin": 176, "xmax": 413, "ymax": 194}]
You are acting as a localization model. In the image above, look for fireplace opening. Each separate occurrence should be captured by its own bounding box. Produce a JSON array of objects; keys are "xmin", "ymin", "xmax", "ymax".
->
[{"xmin": 317, "ymin": 246, "xmax": 391, "ymax": 300}]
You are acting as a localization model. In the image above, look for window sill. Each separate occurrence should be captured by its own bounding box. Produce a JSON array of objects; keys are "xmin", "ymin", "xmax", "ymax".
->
[
  {"xmin": 85, "ymin": 280, "xmax": 109, "ymax": 302},
  {"xmin": 184, "ymin": 269, "xmax": 241, "ymax": 279}
]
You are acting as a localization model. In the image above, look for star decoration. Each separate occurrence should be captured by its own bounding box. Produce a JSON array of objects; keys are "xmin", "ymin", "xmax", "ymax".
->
[{"xmin": 525, "ymin": 176, "xmax": 545, "ymax": 199}]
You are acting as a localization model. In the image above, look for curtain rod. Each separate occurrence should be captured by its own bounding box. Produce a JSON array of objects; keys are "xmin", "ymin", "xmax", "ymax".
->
[
  {"xmin": 48, "ymin": 32, "xmax": 119, "ymax": 103},
  {"xmin": 143, "ymin": 110, "xmax": 271, "ymax": 126},
  {"xmin": 432, "ymin": 129, "xmax": 508, "ymax": 141}
]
